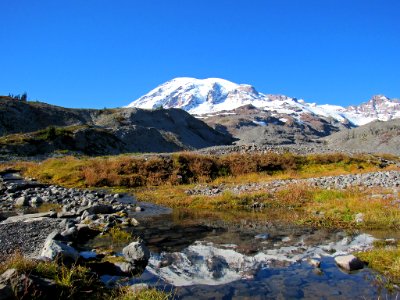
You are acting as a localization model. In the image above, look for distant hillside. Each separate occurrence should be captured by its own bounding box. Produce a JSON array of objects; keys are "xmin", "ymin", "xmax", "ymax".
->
[
  {"xmin": 323, "ymin": 119, "xmax": 400, "ymax": 155},
  {"xmin": 0, "ymin": 97, "xmax": 233, "ymax": 156}
]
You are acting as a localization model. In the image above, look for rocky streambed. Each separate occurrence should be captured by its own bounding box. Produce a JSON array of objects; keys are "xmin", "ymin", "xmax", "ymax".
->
[{"xmin": 0, "ymin": 170, "xmax": 170, "ymax": 298}]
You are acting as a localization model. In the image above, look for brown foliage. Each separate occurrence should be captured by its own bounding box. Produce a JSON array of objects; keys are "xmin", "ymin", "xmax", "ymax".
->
[{"xmin": 23, "ymin": 151, "xmax": 385, "ymax": 188}]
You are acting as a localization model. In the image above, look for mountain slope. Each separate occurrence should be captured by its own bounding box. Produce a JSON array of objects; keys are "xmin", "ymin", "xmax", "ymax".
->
[
  {"xmin": 0, "ymin": 97, "xmax": 233, "ymax": 156},
  {"xmin": 323, "ymin": 119, "xmax": 400, "ymax": 155},
  {"xmin": 203, "ymin": 105, "xmax": 350, "ymax": 145},
  {"xmin": 127, "ymin": 78, "xmax": 400, "ymax": 126}
]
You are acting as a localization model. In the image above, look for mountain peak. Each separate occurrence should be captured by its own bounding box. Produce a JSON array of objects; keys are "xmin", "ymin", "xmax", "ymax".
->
[
  {"xmin": 127, "ymin": 78, "xmax": 400, "ymax": 126},
  {"xmin": 127, "ymin": 77, "xmax": 260, "ymax": 113}
]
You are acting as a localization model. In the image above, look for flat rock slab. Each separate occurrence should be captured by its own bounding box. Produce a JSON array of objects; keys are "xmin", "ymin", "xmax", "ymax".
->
[
  {"xmin": 1, "ymin": 212, "xmax": 56, "ymax": 224},
  {"xmin": 335, "ymin": 254, "xmax": 364, "ymax": 271},
  {"xmin": 0, "ymin": 219, "xmax": 61, "ymax": 257}
]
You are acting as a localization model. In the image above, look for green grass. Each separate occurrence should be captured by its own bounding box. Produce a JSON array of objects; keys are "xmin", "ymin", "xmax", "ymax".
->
[
  {"xmin": 356, "ymin": 241, "xmax": 400, "ymax": 287},
  {"xmin": 0, "ymin": 252, "xmax": 103, "ymax": 299},
  {"xmin": 113, "ymin": 286, "xmax": 173, "ymax": 300},
  {"xmin": 106, "ymin": 227, "xmax": 134, "ymax": 245},
  {"xmin": 299, "ymin": 188, "xmax": 400, "ymax": 230},
  {"xmin": 35, "ymin": 202, "xmax": 62, "ymax": 213},
  {"xmin": 134, "ymin": 183, "xmax": 400, "ymax": 230},
  {"xmin": 0, "ymin": 125, "xmax": 85, "ymax": 146}
]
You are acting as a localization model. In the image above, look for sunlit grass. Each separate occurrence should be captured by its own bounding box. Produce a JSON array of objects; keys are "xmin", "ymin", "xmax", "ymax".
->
[
  {"xmin": 112, "ymin": 286, "xmax": 173, "ymax": 300},
  {"xmin": 35, "ymin": 202, "xmax": 62, "ymax": 213},
  {"xmin": 356, "ymin": 241, "xmax": 400, "ymax": 287},
  {"xmin": 0, "ymin": 252, "xmax": 101, "ymax": 299},
  {"xmin": 134, "ymin": 184, "xmax": 400, "ymax": 230}
]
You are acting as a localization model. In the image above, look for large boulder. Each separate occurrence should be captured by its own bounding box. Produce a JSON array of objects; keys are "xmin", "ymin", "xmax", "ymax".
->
[
  {"xmin": 122, "ymin": 240, "xmax": 150, "ymax": 265},
  {"xmin": 86, "ymin": 204, "xmax": 114, "ymax": 215},
  {"xmin": 40, "ymin": 231, "xmax": 79, "ymax": 261},
  {"xmin": 15, "ymin": 196, "xmax": 29, "ymax": 207}
]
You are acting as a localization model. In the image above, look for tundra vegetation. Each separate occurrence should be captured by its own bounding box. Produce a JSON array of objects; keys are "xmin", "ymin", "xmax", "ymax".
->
[{"xmin": 2, "ymin": 151, "xmax": 400, "ymax": 290}]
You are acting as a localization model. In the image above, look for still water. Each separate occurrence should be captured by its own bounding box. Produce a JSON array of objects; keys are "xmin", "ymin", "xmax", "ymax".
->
[{"xmin": 92, "ymin": 208, "xmax": 398, "ymax": 299}]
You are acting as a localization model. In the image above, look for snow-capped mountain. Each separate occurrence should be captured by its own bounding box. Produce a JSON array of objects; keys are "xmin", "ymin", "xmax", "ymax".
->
[
  {"xmin": 127, "ymin": 77, "xmax": 400, "ymax": 126},
  {"xmin": 346, "ymin": 95, "xmax": 400, "ymax": 125}
]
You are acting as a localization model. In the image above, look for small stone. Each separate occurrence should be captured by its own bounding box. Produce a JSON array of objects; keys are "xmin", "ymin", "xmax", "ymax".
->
[
  {"xmin": 385, "ymin": 238, "xmax": 396, "ymax": 244},
  {"xmin": 114, "ymin": 262, "xmax": 135, "ymax": 274},
  {"xmin": 255, "ymin": 233, "xmax": 269, "ymax": 240},
  {"xmin": 30, "ymin": 197, "xmax": 43, "ymax": 205},
  {"xmin": 129, "ymin": 217, "xmax": 139, "ymax": 226},
  {"xmin": 355, "ymin": 213, "xmax": 364, "ymax": 224},
  {"xmin": 308, "ymin": 258, "xmax": 321, "ymax": 268},
  {"xmin": 135, "ymin": 206, "xmax": 143, "ymax": 212}
]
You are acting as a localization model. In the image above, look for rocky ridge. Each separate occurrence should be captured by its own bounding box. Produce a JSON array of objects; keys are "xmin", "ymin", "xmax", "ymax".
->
[
  {"xmin": 186, "ymin": 170, "xmax": 400, "ymax": 197},
  {"xmin": 0, "ymin": 97, "xmax": 233, "ymax": 156},
  {"xmin": 323, "ymin": 119, "xmax": 400, "ymax": 156}
]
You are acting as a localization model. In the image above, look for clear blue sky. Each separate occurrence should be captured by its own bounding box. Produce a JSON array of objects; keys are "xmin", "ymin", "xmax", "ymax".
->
[{"xmin": 1, "ymin": 0, "xmax": 399, "ymax": 108}]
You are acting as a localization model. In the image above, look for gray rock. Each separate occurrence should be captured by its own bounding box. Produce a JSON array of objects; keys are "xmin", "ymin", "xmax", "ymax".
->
[
  {"xmin": 15, "ymin": 196, "xmax": 29, "ymax": 206},
  {"xmin": 0, "ymin": 269, "xmax": 17, "ymax": 300},
  {"xmin": 30, "ymin": 196, "xmax": 43, "ymax": 205},
  {"xmin": 122, "ymin": 240, "xmax": 150, "ymax": 264},
  {"xmin": 355, "ymin": 213, "xmax": 364, "ymax": 224},
  {"xmin": 60, "ymin": 226, "xmax": 77, "ymax": 239},
  {"xmin": 1, "ymin": 212, "xmax": 56, "ymax": 224},
  {"xmin": 40, "ymin": 231, "xmax": 79, "ymax": 261},
  {"xmin": 129, "ymin": 217, "xmax": 139, "ymax": 226},
  {"xmin": 0, "ymin": 269, "xmax": 33, "ymax": 299},
  {"xmin": 114, "ymin": 262, "xmax": 136, "ymax": 274},
  {"xmin": 86, "ymin": 204, "xmax": 114, "ymax": 215},
  {"xmin": 335, "ymin": 255, "xmax": 364, "ymax": 271}
]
